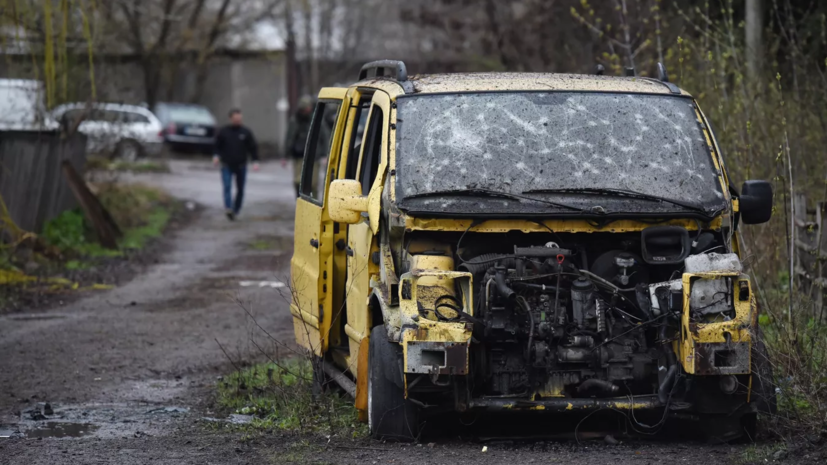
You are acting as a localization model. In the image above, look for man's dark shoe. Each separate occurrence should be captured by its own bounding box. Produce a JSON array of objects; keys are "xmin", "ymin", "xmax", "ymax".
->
[{"xmin": 226, "ymin": 209, "xmax": 235, "ymax": 221}]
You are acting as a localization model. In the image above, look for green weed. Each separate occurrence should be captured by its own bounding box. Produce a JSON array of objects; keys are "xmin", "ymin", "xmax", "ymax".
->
[
  {"xmin": 248, "ymin": 239, "xmax": 274, "ymax": 251},
  {"xmin": 42, "ymin": 210, "xmax": 86, "ymax": 250},
  {"xmin": 739, "ymin": 443, "xmax": 787, "ymax": 464},
  {"xmin": 111, "ymin": 160, "xmax": 170, "ymax": 173},
  {"xmin": 216, "ymin": 359, "xmax": 367, "ymax": 439},
  {"xmin": 86, "ymin": 156, "xmax": 170, "ymax": 173},
  {"xmin": 269, "ymin": 440, "xmax": 330, "ymax": 465},
  {"xmin": 40, "ymin": 184, "xmax": 174, "ymax": 262},
  {"xmin": 64, "ymin": 259, "xmax": 90, "ymax": 271}
]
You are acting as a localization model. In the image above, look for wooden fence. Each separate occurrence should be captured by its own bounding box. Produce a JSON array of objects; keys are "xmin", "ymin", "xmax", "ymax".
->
[
  {"xmin": 794, "ymin": 195, "xmax": 827, "ymax": 319},
  {"xmin": 0, "ymin": 131, "xmax": 87, "ymax": 235}
]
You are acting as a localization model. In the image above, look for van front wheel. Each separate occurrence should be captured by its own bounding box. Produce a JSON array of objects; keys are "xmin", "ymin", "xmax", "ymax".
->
[{"xmin": 367, "ymin": 325, "xmax": 420, "ymax": 441}]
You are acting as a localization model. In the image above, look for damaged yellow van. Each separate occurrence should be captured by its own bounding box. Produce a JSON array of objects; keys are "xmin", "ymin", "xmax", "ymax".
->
[{"xmin": 290, "ymin": 60, "xmax": 775, "ymax": 441}]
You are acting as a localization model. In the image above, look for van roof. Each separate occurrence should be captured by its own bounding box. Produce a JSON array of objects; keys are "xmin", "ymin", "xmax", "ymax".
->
[
  {"xmin": 403, "ymin": 72, "xmax": 686, "ymax": 96},
  {"xmin": 0, "ymin": 78, "xmax": 43, "ymax": 89}
]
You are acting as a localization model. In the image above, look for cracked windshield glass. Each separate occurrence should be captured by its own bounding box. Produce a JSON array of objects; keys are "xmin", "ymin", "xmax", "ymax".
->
[{"xmin": 395, "ymin": 92, "xmax": 726, "ymax": 215}]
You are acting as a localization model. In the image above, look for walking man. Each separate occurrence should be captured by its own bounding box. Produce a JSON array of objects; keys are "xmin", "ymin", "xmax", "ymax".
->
[
  {"xmin": 282, "ymin": 96, "xmax": 314, "ymax": 197},
  {"xmin": 214, "ymin": 109, "xmax": 259, "ymax": 220}
]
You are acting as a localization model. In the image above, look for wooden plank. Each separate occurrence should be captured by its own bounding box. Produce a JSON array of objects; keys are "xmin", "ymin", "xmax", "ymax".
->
[{"xmin": 61, "ymin": 161, "xmax": 122, "ymax": 249}]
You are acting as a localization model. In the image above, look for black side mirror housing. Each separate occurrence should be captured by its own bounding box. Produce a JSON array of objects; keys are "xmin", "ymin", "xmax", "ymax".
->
[{"xmin": 740, "ymin": 180, "xmax": 773, "ymax": 224}]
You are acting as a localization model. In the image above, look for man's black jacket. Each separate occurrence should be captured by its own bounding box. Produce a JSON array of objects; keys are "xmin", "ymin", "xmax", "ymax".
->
[{"xmin": 215, "ymin": 125, "xmax": 259, "ymax": 166}]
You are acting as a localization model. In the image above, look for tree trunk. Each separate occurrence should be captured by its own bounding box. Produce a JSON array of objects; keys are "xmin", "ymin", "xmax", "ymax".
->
[
  {"xmin": 287, "ymin": 36, "xmax": 299, "ymax": 115},
  {"xmin": 745, "ymin": 0, "xmax": 763, "ymax": 75}
]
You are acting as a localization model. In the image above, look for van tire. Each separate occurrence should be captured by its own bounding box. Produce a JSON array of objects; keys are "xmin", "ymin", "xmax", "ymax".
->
[
  {"xmin": 368, "ymin": 325, "xmax": 420, "ymax": 441},
  {"xmin": 702, "ymin": 328, "xmax": 777, "ymax": 442}
]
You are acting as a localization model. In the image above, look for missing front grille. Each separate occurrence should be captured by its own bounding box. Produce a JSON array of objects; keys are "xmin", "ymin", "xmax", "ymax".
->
[
  {"xmin": 714, "ymin": 350, "xmax": 737, "ymax": 367},
  {"xmin": 421, "ymin": 350, "xmax": 446, "ymax": 368}
]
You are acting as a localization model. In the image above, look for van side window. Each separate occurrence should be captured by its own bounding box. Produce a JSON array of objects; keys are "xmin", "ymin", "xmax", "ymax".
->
[
  {"xmin": 359, "ymin": 106, "xmax": 384, "ymax": 196},
  {"xmin": 342, "ymin": 100, "xmax": 370, "ymax": 181},
  {"xmin": 301, "ymin": 101, "xmax": 341, "ymax": 202}
]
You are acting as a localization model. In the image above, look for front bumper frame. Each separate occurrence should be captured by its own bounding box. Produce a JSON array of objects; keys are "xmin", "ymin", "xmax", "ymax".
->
[{"xmin": 469, "ymin": 395, "xmax": 663, "ymax": 412}]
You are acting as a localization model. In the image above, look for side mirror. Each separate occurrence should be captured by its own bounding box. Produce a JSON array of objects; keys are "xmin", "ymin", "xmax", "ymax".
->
[
  {"xmin": 740, "ymin": 180, "xmax": 773, "ymax": 225},
  {"xmin": 328, "ymin": 180, "xmax": 368, "ymax": 224}
]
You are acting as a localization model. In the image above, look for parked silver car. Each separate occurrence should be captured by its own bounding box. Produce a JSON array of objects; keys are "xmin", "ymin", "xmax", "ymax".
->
[{"xmin": 52, "ymin": 103, "xmax": 164, "ymax": 161}]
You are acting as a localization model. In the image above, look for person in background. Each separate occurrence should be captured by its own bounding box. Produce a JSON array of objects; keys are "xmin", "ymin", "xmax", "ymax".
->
[
  {"xmin": 282, "ymin": 96, "xmax": 314, "ymax": 197},
  {"xmin": 214, "ymin": 108, "xmax": 259, "ymax": 221}
]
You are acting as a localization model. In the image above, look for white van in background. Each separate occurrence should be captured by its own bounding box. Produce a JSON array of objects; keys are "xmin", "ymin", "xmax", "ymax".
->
[{"xmin": 0, "ymin": 79, "xmax": 60, "ymax": 132}]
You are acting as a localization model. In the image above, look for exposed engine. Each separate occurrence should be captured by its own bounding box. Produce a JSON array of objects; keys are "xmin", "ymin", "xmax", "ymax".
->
[{"xmin": 405, "ymin": 225, "xmax": 740, "ymax": 401}]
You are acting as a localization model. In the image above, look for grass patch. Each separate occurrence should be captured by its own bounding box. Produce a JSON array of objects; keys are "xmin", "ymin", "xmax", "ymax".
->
[
  {"xmin": 41, "ymin": 183, "xmax": 174, "ymax": 259},
  {"xmin": 112, "ymin": 160, "xmax": 170, "ymax": 173},
  {"xmin": 739, "ymin": 443, "xmax": 787, "ymax": 464},
  {"xmin": 120, "ymin": 208, "xmax": 170, "ymax": 250},
  {"xmin": 216, "ymin": 359, "xmax": 367, "ymax": 439},
  {"xmin": 86, "ymin": 156, "xmax": 170, "ymax": 173},
  {"xmin": 1, "ymin": 183, "xmax": 175, "ymax": 311},
  {"xmin": 269, "ymin": 440, "xmax": 332, "ymax": 465},
  {"xmin": 248, "ymin": 239, "xmax": 275, "ymax": 251},
  {"xmin": 245, "ymin": 235, "xmax": 292, "ymax": 252}
]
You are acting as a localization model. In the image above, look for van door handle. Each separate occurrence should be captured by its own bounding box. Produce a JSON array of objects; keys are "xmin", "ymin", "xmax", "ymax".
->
[
  {"xmin": 346, "ymin": 246, "xmax": 354, "ymax": 257},
  {"xmin": 310, "ymin": 238, "xmax": 319, "ymax": 248}
]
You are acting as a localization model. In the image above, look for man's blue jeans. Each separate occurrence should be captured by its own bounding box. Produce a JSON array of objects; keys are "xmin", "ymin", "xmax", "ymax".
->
[{"xmin": 221, "ymin": 163, "xmax": 247, "ymax": 214}]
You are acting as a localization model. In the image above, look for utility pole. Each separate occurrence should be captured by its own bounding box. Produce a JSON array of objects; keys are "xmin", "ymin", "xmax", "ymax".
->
[
  {"xmin": 745, "ymin": 0, "xmax": 763, "ymax": 75},
  {"xmin": 285, "ymin": 0, "xmax": 299, "ymax": 114}
]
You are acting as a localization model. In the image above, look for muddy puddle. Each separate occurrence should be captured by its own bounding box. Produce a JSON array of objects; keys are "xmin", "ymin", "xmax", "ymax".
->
[
  {"xmin": 8, "ymin": 389, "xmax": 194, "ymax": 441},
  {"xmin": 25, "ymin": 422, "xmax": 99, "ymax": 439},
  {"xmin": 6, "ymin": 313, "xmax": 68, "ymax": 322}
]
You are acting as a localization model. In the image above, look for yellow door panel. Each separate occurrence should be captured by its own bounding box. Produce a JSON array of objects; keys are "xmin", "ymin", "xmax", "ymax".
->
[
  {"xmin": 291, "ymin": 197, "xmax": 324, "ymax": 354},
  {"xmin": 290, "ymin": 90, "xmax": 348, "ymax": 356},
  {"xmin": 344, "ymin": 92, "xmax": 391, "ymax": 376},
  {"xmin": 345, "ymin": 220, "xmax": 377, "ymax": 371}
]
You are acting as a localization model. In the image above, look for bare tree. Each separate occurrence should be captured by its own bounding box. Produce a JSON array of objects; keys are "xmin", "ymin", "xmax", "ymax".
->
[
  {"xmin": 746, "ymin": 0, "xmax": 764, "ymax": 75},
  {"xmin": 94, "ymin": 0, "xmax": 280, "ymax": 107}
]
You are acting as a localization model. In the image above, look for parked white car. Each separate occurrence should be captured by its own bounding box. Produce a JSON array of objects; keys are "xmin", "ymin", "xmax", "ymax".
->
[
  {"xmin": 51, "ymin": 103, "xmax": 164, "ymax": 161},
  {"xmin": 0, "ymin": 79, "xmax": 60, "ymax": 131}
]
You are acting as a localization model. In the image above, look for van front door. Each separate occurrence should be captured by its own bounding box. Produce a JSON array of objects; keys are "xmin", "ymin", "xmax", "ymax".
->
[
  {"xmin": 344, "ymin": 92, "xmax": 391, "ymax": 376},
  {"xmin": 290, "ymin": 88, "xmax": 346, "ymax": 355}
]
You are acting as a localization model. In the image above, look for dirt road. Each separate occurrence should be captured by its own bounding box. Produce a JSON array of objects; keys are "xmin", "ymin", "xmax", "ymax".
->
[
  {"xmin": 1, "ymin": 159, "xmax": 298, "ymax": 463},
  {"xmin": 0, "ymin": 159, "xmax": 807, "ymax": 464}
]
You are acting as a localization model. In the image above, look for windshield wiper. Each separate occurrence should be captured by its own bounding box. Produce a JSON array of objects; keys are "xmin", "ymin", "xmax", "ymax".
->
[
  {"xmin": 403, "ymin": 188, "xmax": 590, "ymax": 213},
  {"xmin": 522, "ymin": 187, "xmax": 709, "ymax": 213}
]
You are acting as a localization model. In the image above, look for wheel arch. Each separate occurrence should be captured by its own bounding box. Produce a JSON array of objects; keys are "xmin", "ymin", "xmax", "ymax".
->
[{"xmin": 369, "ymin": 288, "xmax": 402, "ymax": 342}]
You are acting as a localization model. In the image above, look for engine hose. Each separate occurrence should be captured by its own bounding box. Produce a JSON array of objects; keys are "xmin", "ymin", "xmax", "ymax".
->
[
  {"xmin": 658, "ymin": 322, "xmax": 679, "ymax": 404},
  {"xmin": 517, "ymin": 296, "xmax": 534, "ymax": 362},
  {"xmin": 659, "ymin": 324, "xmax": 678, "ymax": 366},
  {"xmin": 458, "ymin": 254, "xmax": 516, "ymax": 275},
  {"xmin": 577, "ymin": 378, "xmax": 620, "ymax": 396},
  {"xmin": 511, "ymin": 282, "xmax": 568, "ymax": 293},
  {"xmin": 658, "ymin": 364, "xmax": 679, "ymax": 404},
  {"xmin": 494, "ymin": 268, "xmax": 516, "ymax": 300}
]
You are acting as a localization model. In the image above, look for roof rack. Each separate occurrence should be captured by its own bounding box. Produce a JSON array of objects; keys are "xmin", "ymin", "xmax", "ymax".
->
[
  {"xmin": 358, "ymin": 60, "xmax": 414, "ymax": 93},
  {"xmin": 652, "ymin": 62, "xmax": 681, "ymax": 94},
  {"xmin": 614, "ymin": 61, "xmax": 681, "ymax": 94}
]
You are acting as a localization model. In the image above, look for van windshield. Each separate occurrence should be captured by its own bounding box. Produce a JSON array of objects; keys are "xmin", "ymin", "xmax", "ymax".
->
[{"xmin": 394, "ymin": 92, "xmax": 726, "ymax": 216}]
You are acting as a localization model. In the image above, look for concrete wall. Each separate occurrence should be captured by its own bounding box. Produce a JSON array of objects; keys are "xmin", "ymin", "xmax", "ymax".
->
[
  {"xmin": 1, "ymin": 52, "xmax": 288, "ymax": 155},
  {"xmin": 197, "ymin": 55, "xmax": 287, "ymax": 156}
]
